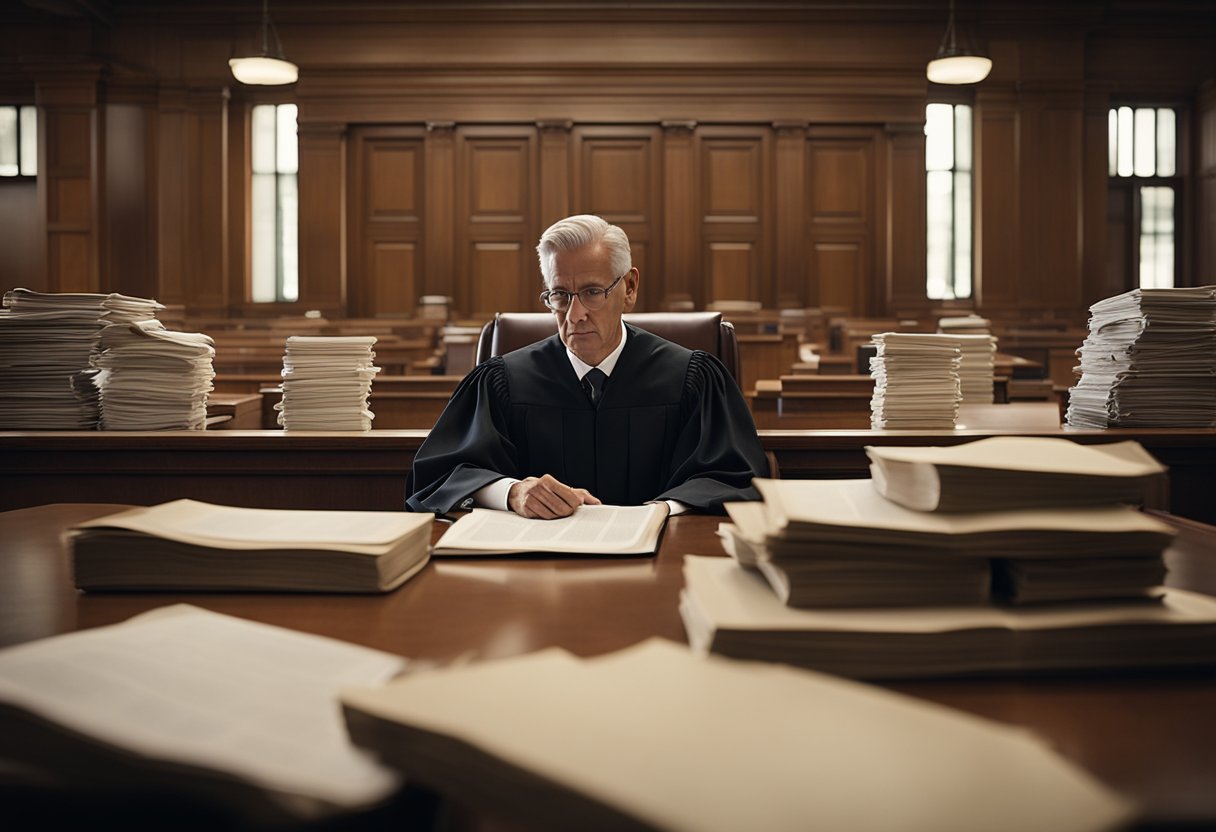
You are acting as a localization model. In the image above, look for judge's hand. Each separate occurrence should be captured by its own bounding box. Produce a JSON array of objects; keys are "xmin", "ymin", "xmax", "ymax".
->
[{"xmin": 509, "ymin": 475, "xmax": 601, "ymax": 519}]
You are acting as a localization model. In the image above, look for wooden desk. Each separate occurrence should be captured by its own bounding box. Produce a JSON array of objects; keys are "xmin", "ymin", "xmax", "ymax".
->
[{"xmin": 2, "ymin": 503, "xmax": 1214, "ymax": 829}]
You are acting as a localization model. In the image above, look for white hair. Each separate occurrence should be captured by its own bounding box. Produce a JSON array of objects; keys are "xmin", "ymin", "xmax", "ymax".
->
[{"xmin": 536, "ymin": 214, "xmax": 632, "ymax": 286}]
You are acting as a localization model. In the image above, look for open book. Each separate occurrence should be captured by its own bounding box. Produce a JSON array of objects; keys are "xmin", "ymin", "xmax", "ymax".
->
[
  {"xmin": 340, "ymin": 639, "xmax": 1131, "ymax": 832},
  {"xmin": 680, "ymin": 555, "xmax": 1216, "ymax": 680},
  {"xmin": 69, "ymin": 499, "xmax": 432, "ymax": 593},
  {"xmin": 432, "ymin": 503, "xmax": 668, "ymax": 557},
  {"xmin": 866, "ymin": 437, "xmax": 1166, "ymax": 512},
  {"xmin": 0, "ymin": 605, "xmax": 406, "ymax": 826}
]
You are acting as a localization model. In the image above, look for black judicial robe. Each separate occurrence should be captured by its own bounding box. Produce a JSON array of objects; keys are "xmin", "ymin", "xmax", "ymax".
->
[{"xmin": 406, "ymin": 324, "xmax": 769, "ymax": 515}]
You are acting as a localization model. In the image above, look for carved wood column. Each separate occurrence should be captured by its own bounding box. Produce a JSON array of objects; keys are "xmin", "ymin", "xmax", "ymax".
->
[
  {"xmin": 661, "ymin": 120, "xmax": 697, "ymax": 308},
  {"xmin": 33, "ymin": 64, "xmax": 104, "ymax": 293},
  {"xmin": 884, "ymin": 122, "xmax": 927, "ymax": 313},
  {"xmin": 773, "ymin": 121, "xmax": 808, "ymax": 307},
  {"xmin": 424, "ymin": 121, "xmax": 456, "ymax": 300},
  {"xmin": 185, "ymin": 87, "xmax": 229, "ymax": 313},
  {"xmin": 537, "ymin": 119, "xmax": 572, "ymax": 230},
  {"xmin": 297, "ymin": 120, "xmax": 346, "ymax": 314}
]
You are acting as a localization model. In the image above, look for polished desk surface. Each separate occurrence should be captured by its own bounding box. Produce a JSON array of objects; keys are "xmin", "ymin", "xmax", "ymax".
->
[{"xmin": 3, "ymin": 503, "xmax": 1216, "ymax": 829}]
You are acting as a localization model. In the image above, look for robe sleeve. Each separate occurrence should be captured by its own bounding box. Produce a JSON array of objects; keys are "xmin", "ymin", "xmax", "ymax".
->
[
  {"xmin": 656, "ymin": 351, "xmax": 770, "ymax": 514},
  {"xmin": 405, "ymin": 358, "xmax": 521, "ymax": 514}
]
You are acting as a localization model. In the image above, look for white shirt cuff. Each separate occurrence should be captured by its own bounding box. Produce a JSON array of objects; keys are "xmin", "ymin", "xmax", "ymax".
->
[{"xmin": 472, "ymin": 477, "xmax": 519, "ymax": 511}]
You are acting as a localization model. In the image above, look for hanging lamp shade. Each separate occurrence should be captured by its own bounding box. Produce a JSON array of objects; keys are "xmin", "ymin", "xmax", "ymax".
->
[
  {"xmin": 926, "ymin": 0, "xmax": 991, "ymax": 85},
  {"xmin": 229, "ymin": 0, "xmax": 298, "ymax": 86}
]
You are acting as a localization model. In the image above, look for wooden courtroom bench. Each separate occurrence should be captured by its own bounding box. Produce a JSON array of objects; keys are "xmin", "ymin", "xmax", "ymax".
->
[
  {"xmin": 748, "ymin": 375, "xmax": 875, "ymax": 430},
  {"xmin": 4, "ymin": 422, "xmax": 1212, "ymax": 522}
]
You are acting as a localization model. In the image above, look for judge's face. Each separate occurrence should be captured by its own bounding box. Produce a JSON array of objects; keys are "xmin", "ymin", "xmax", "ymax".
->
[{"xmin": 548, "ymin": 243, "xmax": 639, "ymax": 367}]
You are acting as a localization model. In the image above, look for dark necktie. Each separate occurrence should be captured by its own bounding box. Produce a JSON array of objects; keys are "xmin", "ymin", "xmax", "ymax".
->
[{"xmin": 582, "ymin": 368, "xmax": 607, "ymax": 407}]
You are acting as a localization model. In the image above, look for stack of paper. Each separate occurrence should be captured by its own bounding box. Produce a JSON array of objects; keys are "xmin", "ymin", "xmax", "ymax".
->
[
  {"xmin": 93, "ymin": 319, "xmax": 216, "ymax": 430},
  {"xmin": 868, "ymin": 332, "xmax": 961, "ymax": 429},
  {"xmin": 954, "ymin": 333, "xmax": 997, "ymax": 404},
  {"xmin": 276, "ymin": 336, "xmax": 380, "ymax": 431},
  {"xmin": 696, "ymin": 436, "xmax": 1203, "ymax": 678},
  {"xmin": 341, "ymin": 639, "xmax": 1133, "ymax": 832},
  {"xmin": 0, "ymin": 289, "xmax": 162, "ymax": 430},
  {"xmin": 1066, "ymin": 285, "xmax": 1216, "ymax": 428},
  {"xmin": 70, "ymin": 499, "xmax": 432, "ymax": 593},
  {"xmin": 730, "ymin": 477, "xmax": 1173, "ymax": 608},
  {"xmin": 681, "ymin": 554, "xmax": 1216, "ymax": 680},
  {"xmin": 866, "ymin": 436, "xmax": 1166, "ymax": 512},
  {"xmin": 0, "ymin": 605, "xmax": 406, "ymax": 825}
]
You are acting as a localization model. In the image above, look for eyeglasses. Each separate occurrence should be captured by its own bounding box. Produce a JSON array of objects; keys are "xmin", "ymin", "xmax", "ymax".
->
[{"xmin": 539, "ymin": 272, "xmax": 625, "ymax": 312}]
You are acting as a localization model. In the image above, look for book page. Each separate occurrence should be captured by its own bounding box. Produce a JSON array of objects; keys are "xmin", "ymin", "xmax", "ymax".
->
[
  {"xmin": 340, "ymin": 639, "xmax": 1132, "ymax": 832},
  {"xmin": 0, "ymin": 605, "xmax": 404, "ymax": 808},
  {"xmin": 433, "ymin": 504, "xmax": 667, "ymax": 555},
  {"xmin": 74, "ymin": 499, "xmax": 431, "ymax": 550}
]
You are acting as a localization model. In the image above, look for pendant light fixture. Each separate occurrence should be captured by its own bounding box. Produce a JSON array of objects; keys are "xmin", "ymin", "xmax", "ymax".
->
[
  {"xmin": 926, "ymin": 0, "xmax": 992, "ymax": 85},
  {"xmin": 229, "ymin": 0, "xmax": 299, "ymax": 86}
]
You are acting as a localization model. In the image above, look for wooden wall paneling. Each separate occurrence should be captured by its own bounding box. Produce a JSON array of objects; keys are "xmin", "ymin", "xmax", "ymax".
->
[
  {"xmin": 424, "ymin": 122, "xmax": 456, "ymax": 302},
  {"xmin": 537, "ymin": 120, "xmax": 572, "ymax": 231},
  {"xmin": 183, "ymin": 88, "xmax": 228, "ymax": 313},
  {"xmin": 1019, "ymin": 87, "xmax": 1085, "ymax": 310},
  {"xmin": 102, "ymin": 99, "xmax": 156, "ymax": 300},
  {"xmin": 661, "ymin": 121, "xmax": 698, "ymax": 308},
  {"xmin": 806, "ymin": 127, "xmax": 876, "ymax": 315},
  {"xmin": 699, "ymin": 125, "xmax": 770, "ymax": 306},
  {"xmin": 155, "ymin": 87, "xmax": 187, "ymax": 305},
  {"xmin": 811, "ymin": 240, "xmax": 867, "ymax": 313},
  {"xmin": 348, "ymin": 128, "xmax": 424, "ymax": 316},
  {"xmin": 456, "ymin": 125, "xmax": 538, "ymax": 316},
  {"xmin": 297, "ymin": 121, "xmax": 346, "ymax": 315},
  {"xmin": 571, "ymin": 124, "xmax": 661, "ymax": 309},
  {"xmin": 883, "ymin": 124, "xmax": 927, "ymax": 313},
  {"xmin": 975, "ymin": 90, "xmax": 1019, "ymax": 309},
  {"xmin": 773, "ymin": 122, "xmax": 808, "ymax": 307},
  {"xmin": 35, "ymin": 69, "xmax": 102, "ymax": 294},
  {"xmin": 227, "ymin": 101, "xmax": 250, "ymax": 307},
  {"xmin": 1081, "ymin": 86, "xmax": 1116, "ymax": 306}
]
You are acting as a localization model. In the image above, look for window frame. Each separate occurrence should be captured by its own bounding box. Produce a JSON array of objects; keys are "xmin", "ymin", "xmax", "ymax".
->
[
  {"xmin": 236, "ymin": 92, "xmax": 301, "ymax": 308},
  {"xmin": 1107, "ymin": 103, "xmax": 1185, "ymax": 291},
  {"xmin": 924, "ymin": 89, "xmax": 977, "ymax": 303},
  {"xmin": 0, "ymin": 103, "xmax": 38, "ymax": 181}
]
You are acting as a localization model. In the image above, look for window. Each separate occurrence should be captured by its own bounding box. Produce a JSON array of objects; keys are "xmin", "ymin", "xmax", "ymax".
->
[
  {"xmin": 1108, "ymin": 106, "xmax": 1179, "ymax": 289},
  {"xmin": 250, "ymin": 103, "xmax": 298, "ymax": 303},
  {"xmin": 925, "ymin": 102, "xmax": 973, "ymax": 300},
  {"xmin": 0, "ymin": 105, "xmax": 37, "ymax": 177}
]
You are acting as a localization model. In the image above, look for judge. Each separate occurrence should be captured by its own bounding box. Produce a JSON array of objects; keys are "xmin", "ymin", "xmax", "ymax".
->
[{"xmin": 407, "ymin": 214, "xmax": 769, "ymax": 518}]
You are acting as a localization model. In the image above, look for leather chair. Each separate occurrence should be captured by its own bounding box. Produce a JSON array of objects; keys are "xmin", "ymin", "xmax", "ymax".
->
[{"xmin": 475, "ymin": 311, "xmax": 741, "ymax": 387}]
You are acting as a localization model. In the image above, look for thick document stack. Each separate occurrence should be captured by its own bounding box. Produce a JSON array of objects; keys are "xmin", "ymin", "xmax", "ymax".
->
[
  {"xmin": 0, "ymin": 605, "xmax": 406, "ymax": 826},
  {"xmin": 953, "ymin": 333, "xmax": 997, "ymax": 404},
  {"xmin": 341, "ymin": 639, "xmax": 1132, "ymax": 832},
  {"xmin": 681, "ymin": 555, "xmax": 1216, "ymax": 680},
  {"xmin": 93, "ymin": 319, "xmax": 216, "ymax": 430},
  {"xmin": 69, "ymin": 499, "xmax": 432, "ymax": 592},
  {"xmin": 867, "ymin": 436, "xmax": 1166, "ymax": 512},
  {"xmin": 736, "ymin": 476, "xmax": 1172, "ymax": 608},
  {"xmin": 277, "ymin": 336, "xmax": 380, "ymax": 431},
  {"xmin": 0, "ymin": 289, "xmax": 161, "ymax": 429},
  {"xmin": 433, "ymin": 503, "xmax": 668, "ymax": 557},
  {"xmin": 690, "ymin": 437, "xmax": 1216, "ymax": 678},
  {"xmin": 1066, "ymin": 285, "xmax": 1216, "ymax": 428},
  {"xmin": 868, "ymin": 332, "xmax": 962, "ymax": 429}
]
